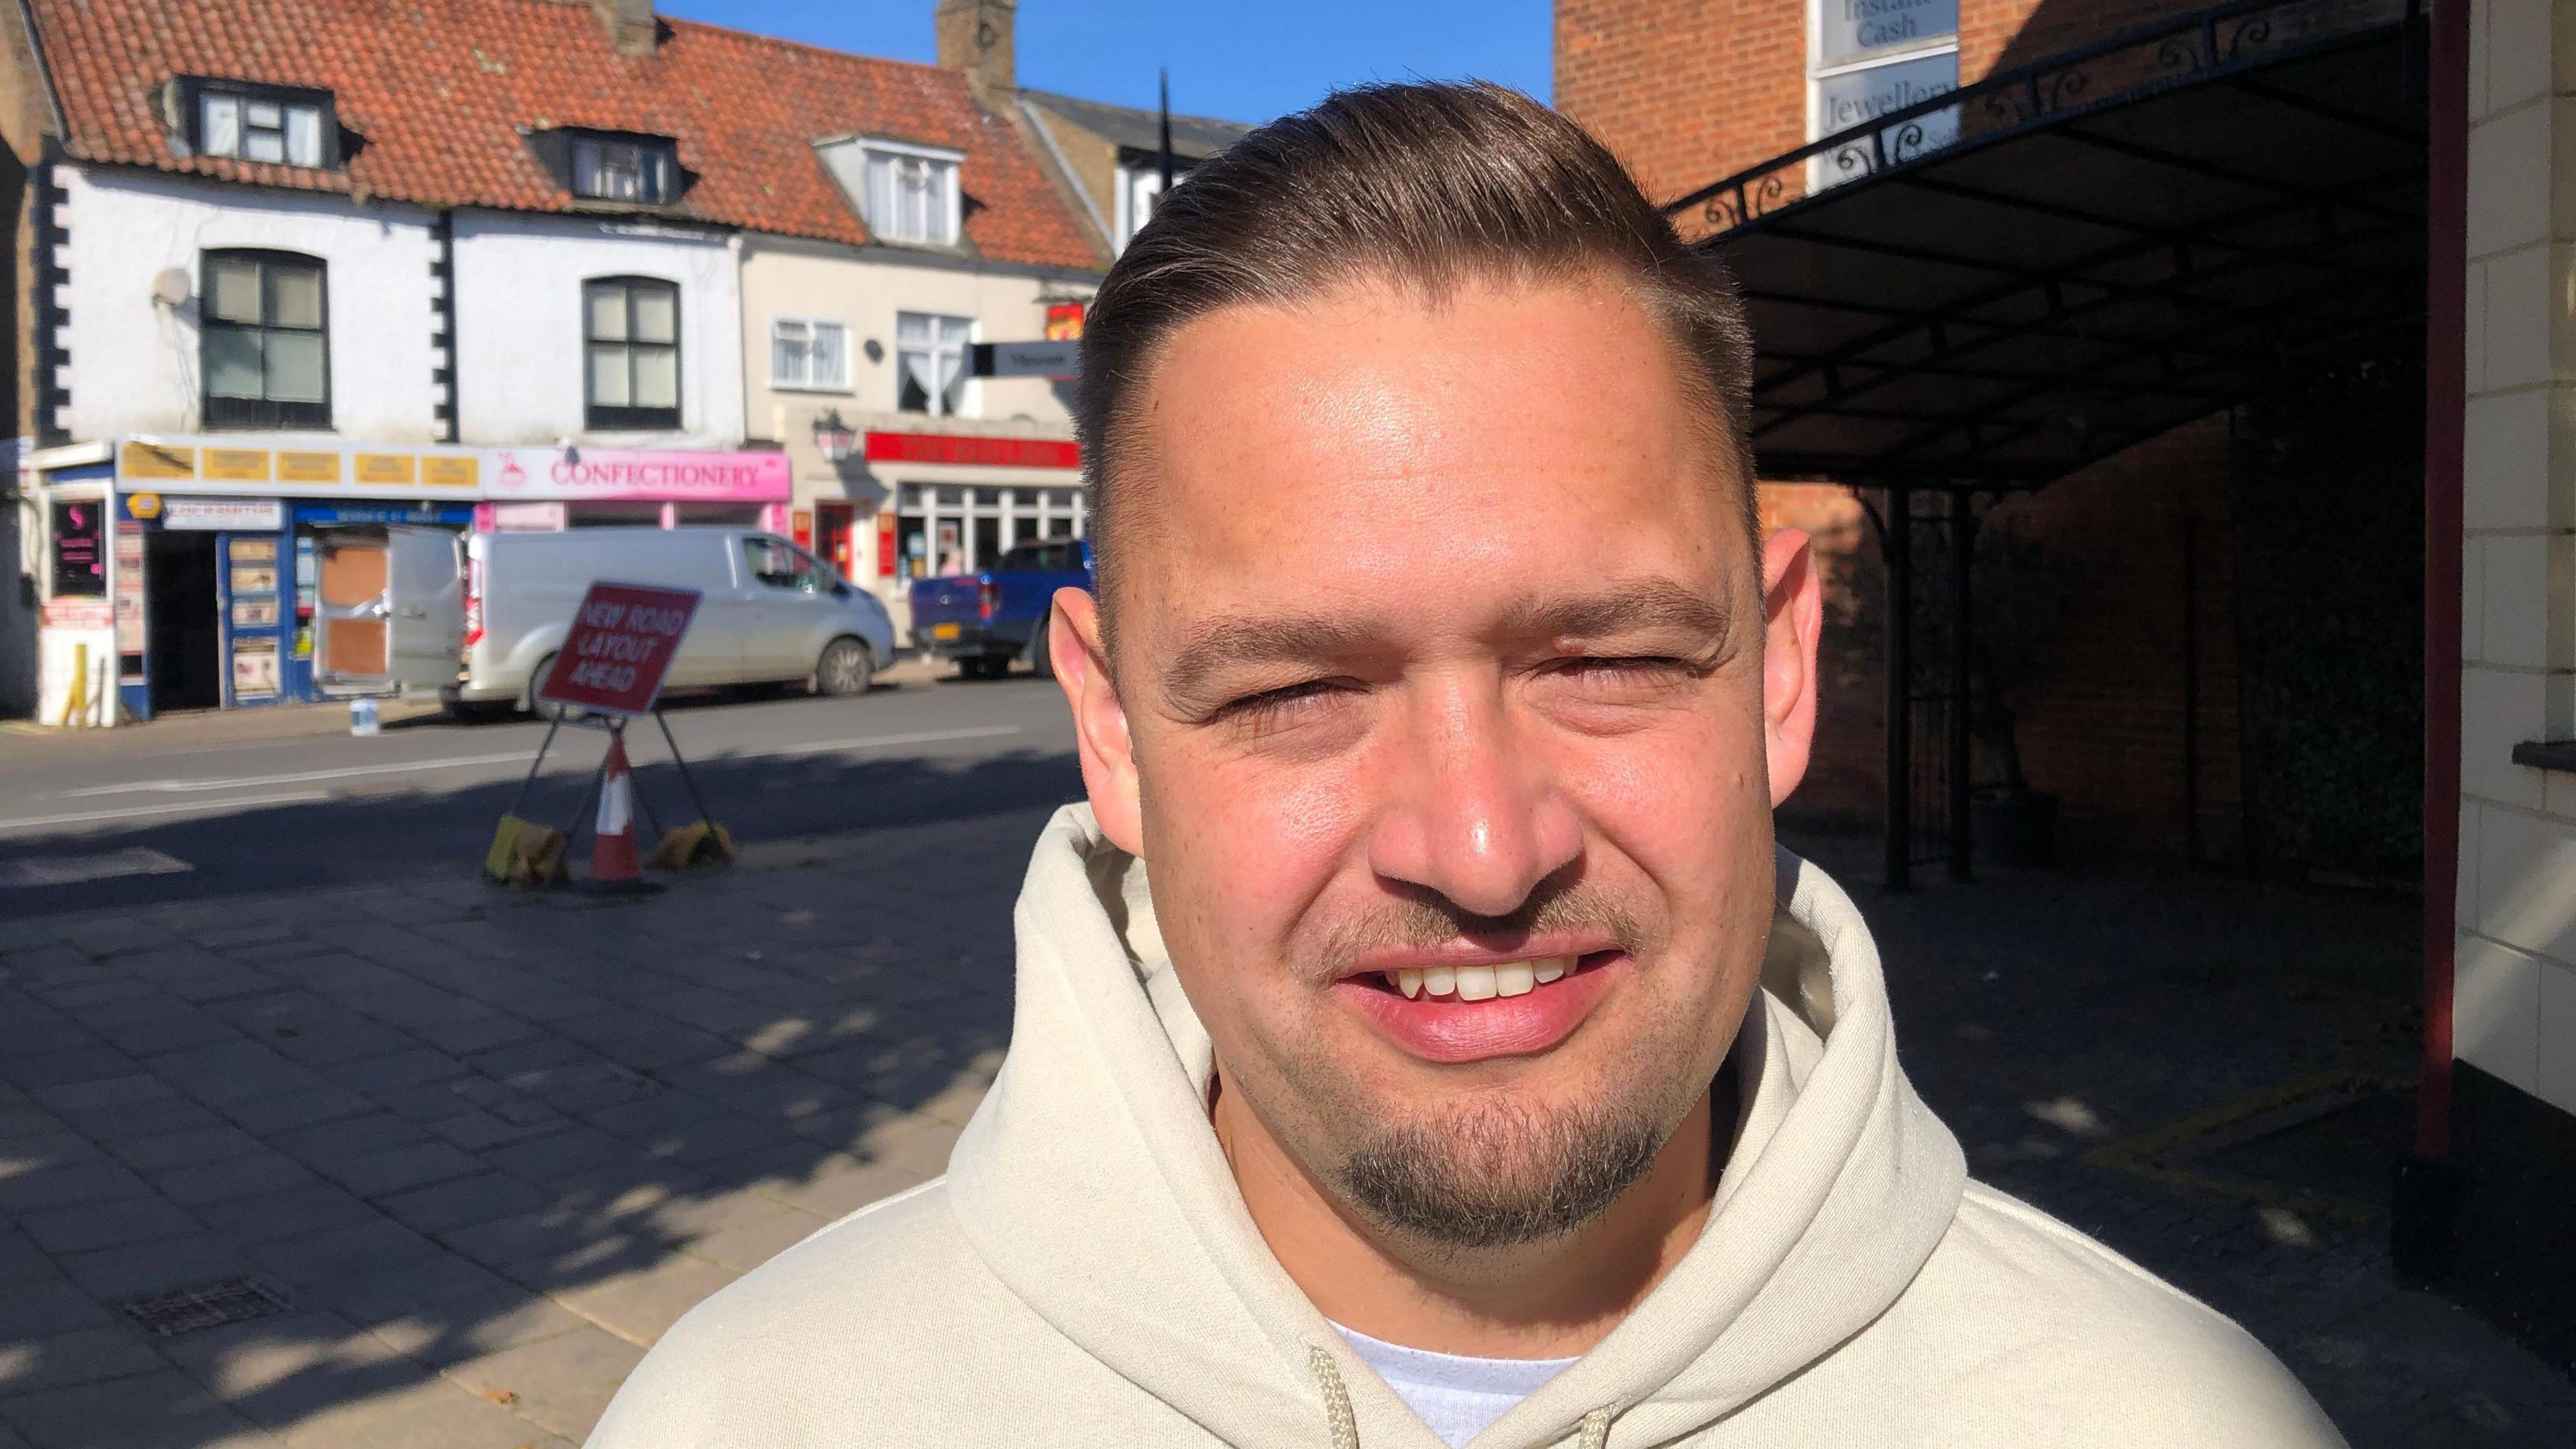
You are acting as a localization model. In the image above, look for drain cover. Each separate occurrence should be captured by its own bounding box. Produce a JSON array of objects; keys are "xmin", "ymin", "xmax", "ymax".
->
[{"xmin": 123, "ymin": 1279, "xmax": 293, "ymax": 1336}]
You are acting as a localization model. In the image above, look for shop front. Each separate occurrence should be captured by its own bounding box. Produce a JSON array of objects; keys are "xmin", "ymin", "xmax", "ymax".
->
[
  {"xmin": 854, "ymin": 430, "xmax": 1085, "ymax": 639},
  {"xmin": 21, "ymin": 435, "xmax": 791, "ymax": 723}
]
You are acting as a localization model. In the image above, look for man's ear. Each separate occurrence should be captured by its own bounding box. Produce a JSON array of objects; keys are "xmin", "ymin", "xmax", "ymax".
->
[
  {"xmin": 1051, "ymin": 586, "xmax": 1146, "ymax": 856},
  {"xmin": 1759, "ymin": 529, "xmax": 1823, "ymax": 810}
]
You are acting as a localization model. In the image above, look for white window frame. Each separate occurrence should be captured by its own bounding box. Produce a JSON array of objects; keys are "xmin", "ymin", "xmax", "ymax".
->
[
  {"xmin": 894, "ymin": 311, "xmax": 977, "ymax": 419},
  {"xmin": 770, "ymin": 316, "xmax": 851, "ymax": 392},
  {"xmin": 198, "ymin": 89, "xmax": 329, "ymax": 168},
  {"xmin": 1114, "ymin": 164, "xmax": 1169, "ymax": 252},
  {"xmin": 571, "ymin": 135, "xmax": 679, "ymax": 205},
  {"xmin": 855, "ymin": 137, "xmax": 965, "ymax": 247}
]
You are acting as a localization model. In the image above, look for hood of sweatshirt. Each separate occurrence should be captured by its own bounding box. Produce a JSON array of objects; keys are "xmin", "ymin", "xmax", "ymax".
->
[{"xmin": 943, "ymin": 804, "xmax": 1969, "ymax": 1448}]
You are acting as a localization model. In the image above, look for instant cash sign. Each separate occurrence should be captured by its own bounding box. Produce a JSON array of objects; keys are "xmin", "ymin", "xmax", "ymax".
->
[{"xmin": 537, "ymin": 582, "xmax": 700, "ymax": 716}]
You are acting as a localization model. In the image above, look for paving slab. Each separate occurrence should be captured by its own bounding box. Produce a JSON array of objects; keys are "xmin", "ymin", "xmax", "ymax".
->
[
  {"xmin": 0, "ymin": 1278, "xmax": 117, "ymax": 1341},
  {"xmin": 52, "ymin": 1232, "xmax": 260, "ymax": 1303},
  {"xmin": 548, "ymin": 1254, "xmax": 740, "ymax": 1348},
  {"xmin": 0, "ymin": 1367, "xmax": 272, "ymax": 1449},
  {"xmin": 15, "ymin": 1195, "xmax": 205, "ymax": 1256},
  {"xmin": 0, "ymin": 1322, "xmax": 172, "ymax": 1397},
  {"xmin": 150, "ymin": 1152, "xmax": 319, "ymax": 1208},
  {"xmin": 189, "ymin": 1183, "xmax": 382, "ymax": 1248},
  {"xmin": 440, "ymin": 1327, "xmax": 644, "ymax": 1443}
]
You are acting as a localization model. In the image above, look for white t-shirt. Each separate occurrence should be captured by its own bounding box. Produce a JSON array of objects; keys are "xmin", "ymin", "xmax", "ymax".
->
[{"xmin": 1330, "ymin": 1322, "xmax": 1580, "ymax": 1449}]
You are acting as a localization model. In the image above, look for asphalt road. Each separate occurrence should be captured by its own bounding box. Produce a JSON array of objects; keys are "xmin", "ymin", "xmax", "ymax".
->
[{"xmin": 0, "ymin": 667, "xmax": 1084, "ymax": 916}]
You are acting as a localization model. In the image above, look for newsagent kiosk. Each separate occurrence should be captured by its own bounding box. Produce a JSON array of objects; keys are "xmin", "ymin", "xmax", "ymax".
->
[{"xmin": 22, "ymin": 434, "xmax": 791, "ymax": 724}]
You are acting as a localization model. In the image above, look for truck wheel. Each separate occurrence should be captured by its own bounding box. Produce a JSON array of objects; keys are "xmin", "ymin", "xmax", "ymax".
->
[
  {"xmin": 1028, "ymin": 616, "xmax": 1055, "ymax": 681},
  {"xmin": 958, "ymin": 655, "xmax": 997, "ymax": 681},
  {"xmin": 816, "ymin": 637, "xmax": 875, "ymax": 697}
]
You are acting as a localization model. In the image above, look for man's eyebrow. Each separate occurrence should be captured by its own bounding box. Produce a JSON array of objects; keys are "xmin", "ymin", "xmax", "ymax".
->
[
  {"xmin": 1160, "ymin": 614, "xmax": 1381, "ymax": 708},
  {"xmin": 1495, "ymin": 580, "xmax": 1738, "ymax": 645}
]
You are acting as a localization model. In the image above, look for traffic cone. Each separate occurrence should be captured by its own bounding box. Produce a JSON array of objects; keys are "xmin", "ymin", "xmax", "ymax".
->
[{"xmin": 586, "ymin": 733, "xmax": 651, "ymax": 890}]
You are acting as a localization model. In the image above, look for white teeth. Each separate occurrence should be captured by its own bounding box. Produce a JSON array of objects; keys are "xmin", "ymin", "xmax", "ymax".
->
[{"xmin": 1393, "ymin": 958, "xmax": 1578, "ymax": 1002}]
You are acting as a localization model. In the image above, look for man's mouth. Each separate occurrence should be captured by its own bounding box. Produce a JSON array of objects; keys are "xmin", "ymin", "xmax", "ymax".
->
[
  {"xmin": 1358, "ymin": 955, "xmax": 1588, "ymax": 1000},
  {"xmin": 1334, "ymin": 951, "xmax": 1624, "ymax": 1063}
]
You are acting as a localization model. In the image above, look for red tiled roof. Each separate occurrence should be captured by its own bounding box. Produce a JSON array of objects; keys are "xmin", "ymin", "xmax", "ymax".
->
[{"xmin": 28, "ymin": 0, "xmax": 1102, "ymax": 270}]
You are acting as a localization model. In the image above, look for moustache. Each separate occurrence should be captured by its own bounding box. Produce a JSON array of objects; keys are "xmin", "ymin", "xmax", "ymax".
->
[{"xmin": 1304, "ymin": 877, "xmax": 1652, "ymax": 984}]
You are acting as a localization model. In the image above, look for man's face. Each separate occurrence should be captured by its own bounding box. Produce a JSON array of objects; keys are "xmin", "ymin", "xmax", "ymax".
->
[{"xmin": 1054, "ymin": 274, "xmax": 1821, "ymax": 1250}]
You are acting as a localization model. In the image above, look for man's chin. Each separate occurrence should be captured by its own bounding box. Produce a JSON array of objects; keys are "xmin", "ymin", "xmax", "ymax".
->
[{"xmin": 1326, "ymin": 1093, "xmax": 1676, "ymax": 1252}]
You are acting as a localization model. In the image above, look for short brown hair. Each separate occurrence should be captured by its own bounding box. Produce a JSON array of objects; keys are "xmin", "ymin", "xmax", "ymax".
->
[{"xmin": 1075, "ymin": 80, "xmax": 1758, "ymax": 637}]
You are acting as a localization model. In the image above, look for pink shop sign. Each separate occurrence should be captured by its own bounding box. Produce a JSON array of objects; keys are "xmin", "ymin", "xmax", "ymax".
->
[{"xmin": 486, "ymin": 447, "xmax": 790, "ymax": 503}]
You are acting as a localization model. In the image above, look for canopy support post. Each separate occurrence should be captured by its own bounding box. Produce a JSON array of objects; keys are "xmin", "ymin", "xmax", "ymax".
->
[
  {"xmin": 1947, "ymin": 488, "xmax": 1974, "ymax": 881},
  {"xmin": 1882, "ymin": 482, "xmax": 1913, "ymax": 892}
]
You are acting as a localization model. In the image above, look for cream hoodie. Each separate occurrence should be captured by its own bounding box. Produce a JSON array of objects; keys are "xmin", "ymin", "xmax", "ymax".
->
[{"xmin": 588, "ymin": 805, "xmax": 2345, "ymax": 1448}]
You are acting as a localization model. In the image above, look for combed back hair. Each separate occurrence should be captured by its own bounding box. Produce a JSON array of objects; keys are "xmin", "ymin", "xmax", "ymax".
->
[{"xmin": 1073, "ymin": 80, "xmax": 1760, "ymax": 645}]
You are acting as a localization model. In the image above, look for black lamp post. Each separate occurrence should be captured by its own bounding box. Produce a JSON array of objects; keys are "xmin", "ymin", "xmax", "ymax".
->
[{"xmin": 812, "ymin": 409, "xmax": 856, "ymax": 464}]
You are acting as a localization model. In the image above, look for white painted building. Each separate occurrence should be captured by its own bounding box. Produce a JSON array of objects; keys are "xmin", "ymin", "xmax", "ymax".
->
[
  {"xmin": 451, "ymin": 211, "xmax": 745, "ymax": 450},
  {"xmin": 0, "ymin": 0, "xmax": 1101, "ymax": 719}
]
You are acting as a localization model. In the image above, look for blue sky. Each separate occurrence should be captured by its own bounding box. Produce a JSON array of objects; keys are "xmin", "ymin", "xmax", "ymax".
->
[{"xmin": 655, "ymin": 1, "xmax": 1554, "ymax": 123}]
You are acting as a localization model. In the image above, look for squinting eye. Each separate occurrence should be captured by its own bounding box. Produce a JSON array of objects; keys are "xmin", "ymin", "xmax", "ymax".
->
[
  {"xmin": 1555, "ymin": 655, "xmax": 1690, "ymax": 679},
  {"xmin": 1215, "ymin": 678, "xmax": 1342, "ymax": 724}
]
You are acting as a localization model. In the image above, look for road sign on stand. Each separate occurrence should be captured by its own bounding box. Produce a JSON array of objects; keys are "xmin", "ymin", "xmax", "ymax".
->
[
  {"xmin": 536, "ymin": 582, "xmax": 699, "ymax": 716},
  {"xmin": 485, "ymin": 581, "xmax": 733, "ymax": 890}
]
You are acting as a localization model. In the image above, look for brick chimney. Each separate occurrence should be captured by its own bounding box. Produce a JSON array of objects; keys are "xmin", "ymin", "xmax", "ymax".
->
[
  {"xmin": 591, "ymin": 0, "xmax": 658, "ymax": 57},
  {"xmin": 935, "ymin": 0, "xmax": 1016, "ymax": 106}
]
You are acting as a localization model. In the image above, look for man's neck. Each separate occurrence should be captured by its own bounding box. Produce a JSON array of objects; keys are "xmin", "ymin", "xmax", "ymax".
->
[{"xmin": 1212, "ymin": 1069, "xmax": 1733, "ymax": 1360}]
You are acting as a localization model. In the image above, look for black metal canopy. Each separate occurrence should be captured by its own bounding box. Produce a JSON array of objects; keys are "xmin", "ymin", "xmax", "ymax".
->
[{"xmin": 1672, "ymin": 0, "xmax": 2429, "ymax": 486}]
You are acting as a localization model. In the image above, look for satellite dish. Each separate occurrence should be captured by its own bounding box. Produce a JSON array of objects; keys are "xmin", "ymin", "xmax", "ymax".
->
[{"xmin": 150, "ymin": 268, "xmax": 191, "ymax": 307}]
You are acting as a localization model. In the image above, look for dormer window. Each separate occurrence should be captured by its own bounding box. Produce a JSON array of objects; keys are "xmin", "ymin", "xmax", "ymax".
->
[
  {"xmin": 572, "ymin": 133, "xmax": 680, "ymax": 205},
  {"xmin": 818, "ymin": 136, "xmax": 964, "ymax": 248},
  {"xmin": 184, "ymin": 78, "xmax": 337, "ymax": 169}
]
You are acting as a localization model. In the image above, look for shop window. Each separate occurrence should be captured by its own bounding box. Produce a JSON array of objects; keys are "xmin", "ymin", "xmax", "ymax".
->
[
  {"xmin": 585, "ymin": 277, "xmax": 682, "ymax": 431},
  {"xmin": 896, "ymin": 311, "xmax": 972, "ymax": 417},
  {"xmin": 186, "ymin": 79, "xmax": 336, "ymax": 169},
  {"xmin": 201, "ymin": 250, "xmax": 329, "ymax": 430},
  {"xmin": 772, "ymin": 317, "xmax": 850, "ymax": 391},
  {"xmin": 49, "ymin": 497, "xmax": 105, "ymax": 596}
]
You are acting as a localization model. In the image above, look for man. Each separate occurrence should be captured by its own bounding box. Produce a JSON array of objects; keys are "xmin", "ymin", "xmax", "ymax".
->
[{"xmin": 591, "ymin": 83, "xmax": 2341, "ymax": 1448}]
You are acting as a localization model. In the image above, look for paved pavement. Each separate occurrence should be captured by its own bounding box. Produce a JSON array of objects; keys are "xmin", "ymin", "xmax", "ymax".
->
[{"xmin": 0, "ymin": 804, "xmax": 2568, "ymax": 1446}]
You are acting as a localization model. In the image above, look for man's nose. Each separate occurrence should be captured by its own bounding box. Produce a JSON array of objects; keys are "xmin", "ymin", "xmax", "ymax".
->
[{"xmin": 1364, "ymin": 684, "xmax": 1582, "ymax": 920}]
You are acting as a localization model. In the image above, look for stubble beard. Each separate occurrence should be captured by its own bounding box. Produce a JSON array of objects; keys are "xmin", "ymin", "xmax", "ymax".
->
[
  {"xmin": 1254, "ymin": 882, "xmax": 1720, "ymax": 1254},
  {"xmin": 1334, "ymin": 1086, "xmax": 1684, "ymax": 1252}
]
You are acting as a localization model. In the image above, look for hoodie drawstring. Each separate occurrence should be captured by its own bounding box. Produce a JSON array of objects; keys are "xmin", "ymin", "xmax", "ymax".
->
[
  {"xmin": 1307, "ymin": 1344, "xmax": 1617, "ymax": 1448},
  {"xmin": 1310, "ymin": 1346, "xmax": 1361, "ymax": 1449}
]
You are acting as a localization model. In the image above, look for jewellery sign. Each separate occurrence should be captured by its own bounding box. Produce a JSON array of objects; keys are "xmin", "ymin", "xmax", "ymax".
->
[
  {"xmin": 535, "ymin": 582, "xmax": 701, "ymax": 717},
  {"xmin": 1817, "ymin": 0, "xmax": 1957, "ymax": 66}
]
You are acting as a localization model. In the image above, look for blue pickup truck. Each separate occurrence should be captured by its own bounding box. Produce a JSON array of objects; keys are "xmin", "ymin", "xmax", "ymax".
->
[{"xmin": 908, "ymin": 539, "xmax": 1094, "ymax": 679}]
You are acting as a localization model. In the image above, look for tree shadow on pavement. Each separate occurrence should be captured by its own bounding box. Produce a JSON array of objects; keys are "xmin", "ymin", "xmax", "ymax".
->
[{"xmin": 0, "ymin": 749, "xmax": 1075, "ymax": 1447}]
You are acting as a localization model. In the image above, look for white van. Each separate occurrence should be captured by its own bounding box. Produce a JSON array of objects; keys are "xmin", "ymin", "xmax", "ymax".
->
[{"xmin": 312, "ymin": 525, "xmax": 896, "ymax": 714}]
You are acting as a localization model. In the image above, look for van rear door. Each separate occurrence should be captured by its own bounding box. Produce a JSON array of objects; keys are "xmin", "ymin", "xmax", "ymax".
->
[{"xmin": 315, "ymin": 526, "xmax": 464, "ymax": 697}]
